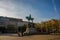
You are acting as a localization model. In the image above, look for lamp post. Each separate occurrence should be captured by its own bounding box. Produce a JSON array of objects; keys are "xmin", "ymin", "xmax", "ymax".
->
[{"xmin": 26, "ymin": 14, "xmax": 34, "ymax": 34}]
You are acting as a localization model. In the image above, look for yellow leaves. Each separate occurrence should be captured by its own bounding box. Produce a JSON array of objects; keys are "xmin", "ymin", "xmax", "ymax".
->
[
  {"xmin": 34, "ymin": 23, "xmax": 41, "ymax": 29},
  {"xmin": 34, "ymin": 23, "xmax": 41, "ymax": 31},
  {"xmin": 34, "ymin": 19, "xmax": 60, "ymax": 31}
]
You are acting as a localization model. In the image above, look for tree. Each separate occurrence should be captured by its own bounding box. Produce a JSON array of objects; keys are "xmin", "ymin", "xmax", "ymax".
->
[
  {"xmin": 34, "ymin": 23, "xmax": 41, "ymax": 32},
  {"xmin": 7, "ymin": 25, "xmax": 16, "ymax": 33},
  {"xmin": 18, "ymin": 25, "xmax": 27, "ymax": 36},
  {"xmin": 0, "ymin": 26, "xmax": 6, "ymax": 33},
  {"xmin": 51, "ymin": 19, "xmax": 59, "ymax": 32}
]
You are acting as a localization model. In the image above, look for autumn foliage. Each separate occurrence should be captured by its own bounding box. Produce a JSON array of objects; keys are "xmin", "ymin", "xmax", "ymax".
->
[{"xmin": 34, "ymin": 19, "xmax": 60, "ymax": 33}]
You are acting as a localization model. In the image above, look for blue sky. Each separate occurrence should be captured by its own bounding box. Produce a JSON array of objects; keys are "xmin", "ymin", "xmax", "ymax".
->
[{"xmin": 0, "ymin": 0, "xmax": 60, "ymax": 22}]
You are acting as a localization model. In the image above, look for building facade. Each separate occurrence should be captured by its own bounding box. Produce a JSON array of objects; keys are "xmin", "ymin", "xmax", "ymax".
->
[
  {"xmin": 0, "ymin": 16, "xmax": 36, "ymax": 34},
  {"xmin": 0, "ymin": 16, "xmax": 28, "ymax": 27}
]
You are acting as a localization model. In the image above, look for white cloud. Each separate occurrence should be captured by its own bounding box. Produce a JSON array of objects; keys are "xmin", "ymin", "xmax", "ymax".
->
[
  {"xmin": 0, "ymin": 0, "xmax": 52, "ymax": 23},
  {"xmin": 0, "ymin": 0, "xmax": 17, "ymax": 17},
  {"xmin": 0, "ymin": 0, "xmax": 40, "ymax": 22}
]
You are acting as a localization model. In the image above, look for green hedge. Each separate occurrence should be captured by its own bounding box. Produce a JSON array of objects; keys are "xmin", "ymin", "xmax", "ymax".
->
[
  {"xmin": 6, "ymin": 25, "xmax": 16, "ymax": 33},
  {"xmin": 18, "ymin": 25, "xmax": 27, "ymax": 33},
  {"xmin": 0, "ymin": 26, "xmax": 6, "ymax": 33}
]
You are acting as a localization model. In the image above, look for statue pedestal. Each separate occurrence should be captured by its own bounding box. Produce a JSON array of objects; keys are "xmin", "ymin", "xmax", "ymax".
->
[
  {"xmin": 29, "ymin": 27, "xmax": 37, "ymax": 34},
  {"xmin": 26, "ymin": 27, "xmax": 37, "ymax": 34}
]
